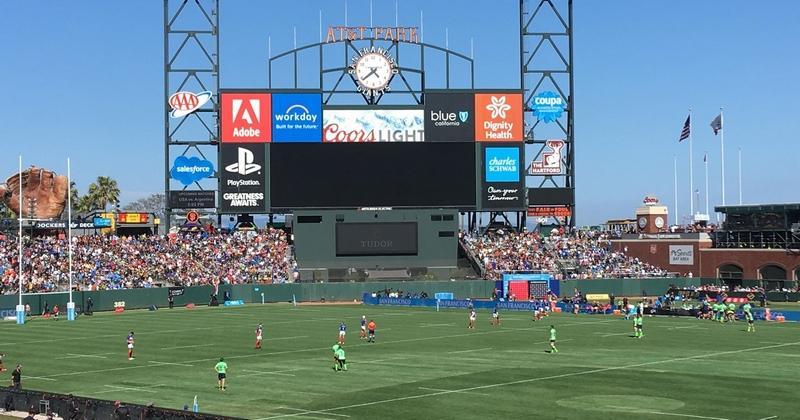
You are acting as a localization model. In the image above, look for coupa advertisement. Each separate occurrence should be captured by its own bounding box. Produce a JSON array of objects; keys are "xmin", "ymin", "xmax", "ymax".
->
[
  {"xmin": 481, "ymin": 144, "xmax": 525, "ymax": 209},
  {"xmin": 322, "ymin": 109, "xmax": 424, "ymax": 142},
  {"xmin": 219, "ymin": 143, "xmax": 267, "ymax": 213}
]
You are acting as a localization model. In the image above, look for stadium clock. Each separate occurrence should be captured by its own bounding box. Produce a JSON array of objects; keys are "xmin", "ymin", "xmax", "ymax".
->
[
  {"xmin": 638, "ymin": 217, "xmax": 648, "ymax": 229},
  {"xmin": 654, "ymin": 216, "xmax": 665, "ymax": 229},
  {"xmin": 348, "ymin": 47, "xmax": 398, "ymax": 97}
]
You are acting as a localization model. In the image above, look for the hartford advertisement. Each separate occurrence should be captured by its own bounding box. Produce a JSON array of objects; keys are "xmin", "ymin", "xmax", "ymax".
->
[
  {"xmin": 322, "ymin": 109, "xmax": 424, "ymax": 142},
  {"xmin": 481, "ymin": 144, "xmax": 525, "ymax": 209},
  {"xmin": 219, "ymin": 143, "xmax": 266, "ymax": 213}
]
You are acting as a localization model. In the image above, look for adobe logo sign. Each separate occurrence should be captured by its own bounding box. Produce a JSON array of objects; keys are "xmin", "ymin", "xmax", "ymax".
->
[
  {"xmin": 220, "ymin": 92, "xmax": 271, "ymax": 143},
  {"xmin": 474, "ymin": 93, "xmax": 523, "ymax": 142}
]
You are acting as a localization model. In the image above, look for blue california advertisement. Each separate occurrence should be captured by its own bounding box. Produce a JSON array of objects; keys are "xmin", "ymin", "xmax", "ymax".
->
[{"xmin": 531, "ymin": 90, "xmax": 565, "ymax": 123}]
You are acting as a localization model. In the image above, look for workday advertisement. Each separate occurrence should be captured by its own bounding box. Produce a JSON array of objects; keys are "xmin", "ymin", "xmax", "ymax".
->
[
  {"xmin": 481, "ymin": 144, "xmax": 524, "ymax": 210},
  {"xmin": 271, "ymin": 93, "xmax": 322, "ymax": 142}
]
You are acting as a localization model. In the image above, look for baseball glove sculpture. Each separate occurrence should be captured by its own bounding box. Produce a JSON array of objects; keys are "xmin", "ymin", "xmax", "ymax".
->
[{"xmin": 0, "ymin": 167, "xmax": 69, "ymax": 219}]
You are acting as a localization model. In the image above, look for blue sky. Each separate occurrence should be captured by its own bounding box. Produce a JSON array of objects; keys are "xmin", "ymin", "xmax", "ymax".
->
[{"xmin": 1, "ymin": 0, "xmax": 798, "ymax": 225}]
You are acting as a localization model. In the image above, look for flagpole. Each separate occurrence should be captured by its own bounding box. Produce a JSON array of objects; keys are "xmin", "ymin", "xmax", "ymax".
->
[
  {"xmin": 673, "ymin": 155, "xmax": 678, "ymax": 225},
  {"xmin": 738, "ymin": 146, "xmax": 742, "ymax": 205},
  {"xmin": 688, "ymin": 108, "xmax": 694, "ymax": 217},
  {"xmin": 720, "ymin": 108, "xmax": 726, "ymax": 206},
  {"xmin": 18, "ymin": 156, "xmax": 23, "ymax": 305},
  {"xmin": 704, "ymin": 152, "xmax": 709, "ymax": 215},
  {"xmin": 17, "ymin": 156, "xmax": 24, "ymax": 324}
]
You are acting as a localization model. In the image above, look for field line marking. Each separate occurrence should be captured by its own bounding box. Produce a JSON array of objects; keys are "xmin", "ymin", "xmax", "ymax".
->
[
  {"xmin": 55, "ymin": 352, "xmax": 114, "ymax": 359},
  {"xmin": 269, "ymin": 335, "xmax": 310, "ymax": 341},
  {"xmin": 596, "ymin": 332, "xmax": 633, "ymax": 337},
  {"xmin": 94, "ymin": 384, "xmax": 165, "ymax": 394},
  {"xmin": 448, "ymin": 347, "xmax": 492, "ymax": 354},
  {"xmin": 252, "ymin": 340, "xmax": 800, "ymax": 419},
  {"xmin": 280, "ymin": 407, "xmax": 349, "ymax": 417},
  {"xmin": 419, "ymin": 323, "xmax": 456, "ymax": 327},
  {"xmin": 357, "ymin": 357, "xmax": 406, "ymax": 365},
  {"xmin": 26, "ymin": 318, "xmax": 627, "ymax": 379},
  {"xmin": 418, "ymin": 386, "xmax": 488, "ymax": 396},
  {"xmin": 148, "ymin": 360, "xmax": 195, "ymax": 367},
  {"xmin": 605, "ymin": 406, "xmax": 729, "ymax": 420},
  {"xmin": 761, "ymin": 352, "xmax": 800, "ymax": 358},
  {"xmin": 23, "ymin": 375, "xmax": 56, "ymax": 381},
  {"xmin": 240, "ymin": 368, "xmax": 299, "ymax": 378},
  {"xmin": 756, "ymin": 416, "xmax": 778, "ymax": 420},
  {"xmin": 160, "ymin": 343, "xmax": 215, "ymax": 350}
]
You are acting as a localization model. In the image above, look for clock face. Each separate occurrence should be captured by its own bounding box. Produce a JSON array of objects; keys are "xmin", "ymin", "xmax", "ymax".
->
[
  {"xmin": 638, "ymin": 217, "xmax": 648, "ymax": 229},
  {"xmin": 349, "ymin": 48, "xmax": 398, "ymax": 96},
  {"xmin": 654, "ymin": 216, "xmax": 665, "ymax": 229}
]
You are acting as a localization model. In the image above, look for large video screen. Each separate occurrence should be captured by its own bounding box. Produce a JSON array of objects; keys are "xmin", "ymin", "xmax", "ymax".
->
[
  {"xmin": 336, "ymin": 222, "xmax": 418, "ymax": 256},
  {"xmin": 217, "ymin": 90, "xmax": 525, "ymax": 212},
  {"xmin": 269, "ymin": 143, "xmax": 476, "ymax": 209}
]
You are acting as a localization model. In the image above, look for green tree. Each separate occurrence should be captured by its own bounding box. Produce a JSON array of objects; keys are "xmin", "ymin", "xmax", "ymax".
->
[
  {"xmin": 123, "ymin": 193, "xmax": 165, "ymax": 219},
  {"xmin": 69, "ymin": 183, "xmax": 82, "ymax": 213},
  {"xmin": 89, "ymin": 176, "xmax": 120, "ymax": 211}
]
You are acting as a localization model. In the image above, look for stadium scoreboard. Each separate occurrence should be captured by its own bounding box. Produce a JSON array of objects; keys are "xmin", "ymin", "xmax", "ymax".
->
[{"xmin": 218, "ymin": 89, "xmax": 525, "ymax": 213}]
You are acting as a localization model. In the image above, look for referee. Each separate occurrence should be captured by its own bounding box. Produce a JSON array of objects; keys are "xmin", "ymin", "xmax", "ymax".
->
[{"xmin": 11, "ymin": 364, "xmax": 22, "ymax": 390}]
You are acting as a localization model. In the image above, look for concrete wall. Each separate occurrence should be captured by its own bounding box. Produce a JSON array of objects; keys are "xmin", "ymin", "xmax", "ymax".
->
[
  {"xmin": 292, "ymin": 209, "xmax": 459, "ymax": 273},
  {"xmin": 0, "ymin": 278, "xmax": 711, "ymax": 316}
]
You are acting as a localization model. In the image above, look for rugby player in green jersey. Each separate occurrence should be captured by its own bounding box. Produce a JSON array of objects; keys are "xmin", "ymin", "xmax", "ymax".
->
[
  {"xmin": 548, "ymin": 325, "xmax": 558, "ymax": 353},
  {"xmin": 743, "ymin": 303, "xmax": 755, "ymax": 332},
  {"xmin": 335, "ymin": 346, "xmax": 347, "ymax": 371},
  {"xmin": 634, "ymin": 314, "xmax": 644, "ymax": 338}
]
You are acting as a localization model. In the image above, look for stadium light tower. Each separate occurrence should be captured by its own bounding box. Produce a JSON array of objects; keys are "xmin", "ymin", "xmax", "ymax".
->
[
  {"xmin": 521, "ymin": 0, "xmax": 575, "ymax": 227},
  {"xmin": 163, "ymin": 0, "xmax": 220, "ymax": 231}
]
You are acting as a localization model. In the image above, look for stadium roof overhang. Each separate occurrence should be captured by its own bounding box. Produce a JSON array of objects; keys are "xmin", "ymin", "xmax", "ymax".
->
[{"xmin": 715, "ymin": 203, "xmax": 800, "ymax": 214}]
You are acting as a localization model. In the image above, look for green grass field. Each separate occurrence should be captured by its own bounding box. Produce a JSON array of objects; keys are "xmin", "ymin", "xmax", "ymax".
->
[{"xmin": 0, "ymin": 304, "xmax": 798, "ymax": 419}]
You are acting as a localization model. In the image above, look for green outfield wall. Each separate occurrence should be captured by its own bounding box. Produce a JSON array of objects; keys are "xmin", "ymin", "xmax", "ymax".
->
[{"xmin": 0, "ymin": 278, "xmax": 723, "ymax": 316}]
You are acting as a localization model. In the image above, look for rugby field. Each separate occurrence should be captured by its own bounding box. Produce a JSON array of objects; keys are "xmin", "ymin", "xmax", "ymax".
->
[{"xmin": 1, "ymin": 303, "xmax": 797, "ymax": 419}]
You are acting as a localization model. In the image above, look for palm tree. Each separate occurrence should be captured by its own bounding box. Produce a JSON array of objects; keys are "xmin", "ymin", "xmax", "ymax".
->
[
  {"xmin": 91, "ymin": 176, "xmax": 120, "ymax": 211},
  {"xmin": 70, "ymin": 183, "xmax": 81, "ymax": 213},
  {"xmin": 75, "ymin": 194, "xmax": 95, "ymax": 213}
]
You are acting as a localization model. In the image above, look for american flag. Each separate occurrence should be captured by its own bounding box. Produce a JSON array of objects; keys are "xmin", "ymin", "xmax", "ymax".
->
[{"xmin": 679, "ymin": 115, "xmax": 691, "ymax": 142}]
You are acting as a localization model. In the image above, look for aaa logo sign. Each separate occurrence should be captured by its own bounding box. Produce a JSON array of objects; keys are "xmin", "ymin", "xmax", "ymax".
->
[
  {"xmin": 474, "ymin": 93, "xmax": 523, "ymax": 142},
  {"xmin": 220, "ymin": 92, "xmax": 271, "ymax": 143}
]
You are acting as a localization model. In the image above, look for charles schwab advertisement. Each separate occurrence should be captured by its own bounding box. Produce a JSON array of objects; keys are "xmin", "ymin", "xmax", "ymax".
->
[{"xmin": 481, "ymin": 144, "xmax": 525, "ymax": 209}]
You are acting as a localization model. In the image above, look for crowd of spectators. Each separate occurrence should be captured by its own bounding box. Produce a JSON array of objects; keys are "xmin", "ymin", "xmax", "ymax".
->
[
  {"xmin": 369, "ymin": 289, "xmax": 429, "ymax": 299},
  {"xmin": 460, "ymin": 227, "xmax": 670, "ymax": 280},
  {"xmin": 0, "ymin": 228, "xmax": 296, "ymax": 295}
]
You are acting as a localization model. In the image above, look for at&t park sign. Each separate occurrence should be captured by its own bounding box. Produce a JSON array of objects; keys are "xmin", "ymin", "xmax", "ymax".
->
[{"xmin": 325, "ymin": 26, "xmax": 419, "ymax": 43}]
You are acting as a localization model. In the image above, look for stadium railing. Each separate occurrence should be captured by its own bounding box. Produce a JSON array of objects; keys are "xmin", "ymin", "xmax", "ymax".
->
[{"xmin": 0, "ymin": 387, "xmax": 242, "ymax": 419}]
